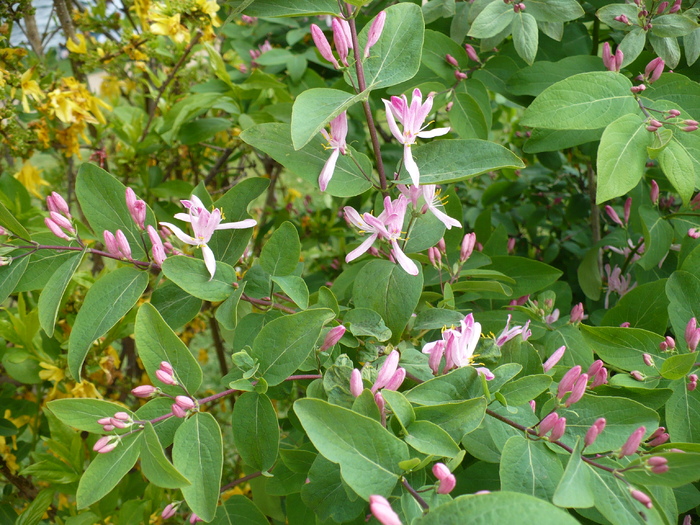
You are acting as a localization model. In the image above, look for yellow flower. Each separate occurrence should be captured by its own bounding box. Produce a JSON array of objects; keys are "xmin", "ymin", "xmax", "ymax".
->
[
  {"xmin": 133, "ymin": 0, "xmax": 151, "ymax": 28},
  {"xmin": 66, "ymin": 34, "xmax": 87, "ymax": 54},
  {"xmin": 39, "ymin": 362, "xmax": 65, "ymax": 383},
  {"xmin": 14, "ymin": 161, "xmax": 49, "ymax": 199},
  {"xmin": 71, "ymin": 380, "xmax": 103, "ymax": 399},
  {"xmin": 197, "ymin": 348, "xmax": 209, "ymax": 364},
  {"xmin": 0, "ymin": 436, "xmax": 19, "ymax": 474},
  {"xmin": 20, "ymin": 67, "xmax": 44, "ymax": 113},
  {"xmin": 195, "ymin": 0, "xmax": 221, "ymax": 26},
  {"xmin": 150, "ymin": 11, "xmax": 190, "ymax": 44}
]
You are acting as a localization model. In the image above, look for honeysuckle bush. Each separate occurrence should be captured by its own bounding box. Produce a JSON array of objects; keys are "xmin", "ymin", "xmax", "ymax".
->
[{"xmin": 1, "ymin": 0, "xmax": 700, "ymax": 524}]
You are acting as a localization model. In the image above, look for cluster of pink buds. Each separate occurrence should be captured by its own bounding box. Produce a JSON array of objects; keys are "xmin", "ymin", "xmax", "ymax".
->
[
  {"xmin": 93, "ymin": 435, "xmax": 120, "ymax": 454},
  {"xmin": 689, "ymin": 228, "xmax": 700, "ymax": 239},
  {"xmin": 557, "ymin": 360, "xmax": 607, "ymax": 406},
  {"xmin": 445, "ymin": 53, "xmax": 467, "ymax": 81},
  {"xmin": 569, "ymin": 303, "xmax": 587, "ymax": 324},
  {"xmin": 682, "ymin": 119, "xmax": 700, "ymax": 132},
  {"xmin": 311, "ymin": 12, "xmax": 385, "ymax": 69},
  {"xmin": 97, "ymin": 411, "xmax": 133, "ymax": 432},
  {"xmin": 240, "ymin": 14, "xmax": 257, "ymax": 24},
  {"xmin": 248, "ymin": 40, "xmax": 272, "ymax": 68},
  {"xmin": 619, "ymin": 426, "xmax": 646, "ymax": 457},
  {"xmin": 602, "ymin": 42, "xmax": 623, "ymax": 72},
  {"xmin": 647, "ymin": 426, "xmax": 670, "ymax": 447},
  {"xmin": 543, "ymin": 346, "xmax": 566, "ymax": 372},
  {"xmin": 537, "ymin": 412, "xmax": 567, "ymax": 441},
  {"xmin": 161, "ymin": 502, "xmax": 181, "ymax": 519},
  {"xmin": 465, "ymin": 44, "xmax": 481, "ymax": 63},
  {"xmin": 172, "ymin": 395, "xmax": 196, "ymax": 418},
  {"xmin": 125, "ymin": 188, "xmax": 146, "ymax": 230},
  {"xmin": 659, "ymin": 336, "xmax": 675, "ymax": 352},
  {"xmin": 103, "ymin": 229, "xmax": 132, "ymax": 260},
  {"xmin": 584, "ymin": 418, "xmax": 606, "ymax": 448},
  {"xmin": 371, "ymin": 350, "xmax": 406, "ymax": 393},
  {"xmin": 45, "ymin": 192, "xmax": 76, "ymax": 241},
  {"xmin": 604, "ymin": 198, "xmax": 632, "ymax": 227},
  {"xmin": 688, "ymin": 374, "xmax": 698, "ymax": 391},
  {"xmin": 428, "ymin": 246, "xmax": 442, "ymax": 268},
  {"xmin": 156, "ymin": 361, "xmax": 179, "ymax": 386},
  {"xmin": 643, "ymin": 57, "xmax": 665, "ymax": 84},
  {"xmin": 319, "ymin": 325, "xmax": 346, "ymax": 353},
  {"xmin": 147, "ymin": 225, "xmax": 167, "ymax": 266},
  {"xmin": 613, "ymin": 14, "xmax": 630, "ymax": 24},
  {"xmin": 433, "ymin": 463, "xmax": 456, "ymax": 494},
  {"xmin": 646, "ymin": 456, "xmax": 669, "ymax": 474},
  {"xmin": 513, "ymin": 2, "xmax": 526, "ymax": 11},
  {"xmin": 369, "ymin": 495, "xmax": 402, "ymax": 525},
  {"xmin": 630, "ymin": 488, "xmax": 653, "ymax": 509},
  {"xmin": 687, "ymin": 318, "xmax": 700, "ymax": 352},
  {"xmin": 646, "ymin": 119, "xmax": 664, "ymax": 132},
  {"xmin": 460, "ymin": 233, "xmax": 476, "ymax": 263}
]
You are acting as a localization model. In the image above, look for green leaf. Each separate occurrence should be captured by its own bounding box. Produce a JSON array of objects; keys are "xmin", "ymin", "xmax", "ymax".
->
[
  {"xmin": 626, "ymin": 451, "xmax": 700, "ymax": 487},
  {"xmin": 397, "ymin": 139, "xmax": 524, "ymax": 185},
  {"xmin": 345, "ymin": 308, "xmax": 392, "ymax": 342},
  {"xmin": 619, "ymin": 27, "xmax": 647, "ymax": 67},
  {"xmin": 135, "ymin": 398, "xmax": 182, "ymax": 447},
  {"xmin": 507, "ymin": 56, "xmax": 605, "ymax": 97},
  {"xmin": 649, "ymin": 33, "xmax": 681, "ymax": 69},
  {"xmin": 660, "ymin": 353, "xmax": 697, "ymax": 380},
  {"xmin": 406, "ymin": 366, "xmax": 481, "ymax": 405},
  {"xmin": 553, "ymin": 438, "xmax": 594, "ymax": 508},
  {"xmin": 651, "ymin": 14, "xmax": 699, "ymax": 38},
  {"xmin": 76, "ymin": 434, "xmax": 142, "ymax": 508},
  {"xmin": 500, "ymin": 435, "xmax": 564, "ymax": 500},
  {"xmin": 291, "ymin": 88, "xmax": 368, "ymax": 150},
  {"xmin": 483, "ymin": 256, "xmax": 562, "ymax": 297},
  {"xmin": 173, "ymin": 413, "xmax": 223, "ymax": 522},
  {"xmin": 413, "ymin": 308, "xmax": 466, "ymax": 330},
  {"xmin": 601, "ymin": 279, "xmax": 669, "ymax": 334},
  {"xmin": 416, "ymin": 491, "xmax": 580, "ymax": 524},
  {"xmin": 666, "ymin": 271, "xmax": 700, "ymax": 351},
  {"xmin": 178, "ymin": 118, "xmax": 231, "ymax": 145},
  {"xmin": 76, "ymin": 163, "xmax": 155, "ymax": 258},
  {"xmin": 499, "ymin": 374, "xmax": 552, "ymax": 406},
  {"xmin": 353, "ymin": 4, "xmax": 425, "ymax": 90},
  {"xmin": 413, "ymin": 398, "xmax": 487, "ymax": 441},
  {"xmin": 524, "ymin": 0, "xmax": 584, "ymax": 22},
  {"xmin": 300, "ymin": 455, "xmax": 366, "ymax": 523},
  {"xmin": 588, "ymin": 465, "xmax": 653, "ymax": 525},
  {"xmin": 151, "ymin": 281, "xmax": 202, "ymax": 330},
  {"xmin": 260, "ymin": 222, "xmax": 300, "ymax": 276},
  {"xmin": 135, "ymin": 303, "xmax": 203, "ymax": 396},
  {"xmin": 353, "ymin": 260, "xmax": 423, "ymax": 344},
  {"xmin": 240, "ymin": 123, "xmax": 372, "ymax": 197},
  {"xmin": 521, "ymin": 72, "xmax": 637, "ymax": 130},
  {"xmin": 0, "ymin": 199, "xmax": 29, "ymax": 239},
  {"xmin": 140, "ymin": 423, "xmax": 190, "ymax": 489},
  {"xmin": 469, "ymin": 1, "xmax": 515, "ymax": 38},
  {"xmin": 210, "ymin": 495, "xmax": 269, "ymax": 525},
  {"xmin": 294, "ymin": 398, "xmax": 409, "ymax": 500},
  {"xmin": 580, "ymin": 325, "xmax": 666, "ymax": 374},
  {"xmin": 382, "ymin": 390, "xmax": 416, "ymax": 430},
  {"xmin": 449, "ymin": 93, "xmax": 489, "ymax": 140},
  {"xmin": 659, "ymin": 137, "xmax": 695, "ymax": 204},
  {"xmin": 235, "ymin": 0, "xmax": 338, "ymax": 16},
  {"xmin": 161, "ymin": 255, "xmax": 236, "ymax": 302},
  {"xmin": 405, "ymin": 420, "xmax": 461, "ymax": 457},
  {"xmin": 512, "ymin": 13, "xmax": 538, "ymax": 65},
  {"xmin": 15, "ymin": 488, "xmax": 54, "ymax": 525},
  {"xmin": 596, "ymin": 114, "xmax": 652, "ymax": 203},
  {"xmin": 685, "ymin": 27, "xmax": 700, "ymax": 66},
  {"xmin": 47, "ymin": 399, "xmax": 135, "ymax": 434},
  {"xmin": 637, "ymin": 205, "xmax": 674, "ymax": 270},
  {"xmin": 215, "ymin": 281, "xmax": 246, "ymax": 331},
  {"xmin": 232, "ymin": 392, "xmax": 279, "ymax": 472},
  {"xmin": 38, "ymin": 250, "xmax": 84, "ymax": 337},
  {"xmin": 251, "ymin": 309, "xmax": 335, "ymax": 385},
  {"xmin": 14, "ymin": 234, "xmax": 76, "ymax": 292},
  {"xmin": 68, "ymin": 267, "xmax": 148, "ymax": 380},
  {"xmin": 524, "ymin": 128, "xmax": 603, "ymax": 154},
  {"xmin": 0, "ymin": 256, "xmax": 30, "ymax": 305},
  {"xmin": 271, "ymin": 275, "xmax": 309, "ymax": 310},
  {"xmin": 666, "ymin": 378, "xmax": 700, "ymax": 442}
]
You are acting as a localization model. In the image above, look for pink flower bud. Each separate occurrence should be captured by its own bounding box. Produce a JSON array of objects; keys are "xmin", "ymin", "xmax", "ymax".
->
[
  {"xmin": 565, "ymin": 374, "xmax": 589, "ymax": 407},
  {"xmin": 464, "ymin": 44, "xmax": 480, "ymax": 63},
  {"xmin": 476, "ymin": 367, "xmax": 495, "ymax": 380},
  {"xmin": 113, "ymin": 412, "xmax": 130, "ymax": 421},
  {"xmin": 630, "ymin": 84, "xmax": 646, "ymax": 93},
  {"xmin": 320, "ymin": 325, "xmax": 346, "ymax": 352},
  {"xmin": 587, "ymin": 360, "xmax": 604, "ymax": 378},
  {"xmin": 623, "ymin": 197, "xmax": 632, "ymax": 224},
  {"xmin": 645, "ymin": 57, "xmax": 665, "ymax": 83},
  {"xmin": 93, "ymin": 435, "xmax": 119, "ymax": 453},
  {"xmin": 372, "ymin": 350, "xmax": 400, "ymax": 392},
  {"xmin": 383, "ymin": 368, "xmax": 406, "ymax": 391},
  {"xmin": 602, "ymin": 42, "xmax": 621, "ymax": 72},
  {"xmin": 657, "ymin": 1, "xmax": 669, "ymax": 13},
  {"xmin": 649, "ymin": 427, "xmax": 666, "ymax": 440},
  {"xmin": 682, "ymin": 124, "xmax": 699, "ymax": 132},
  {"xmin": 45, "ymin": 217, "xmax": 72, "ymax": 241},
  {"xmin": 110, "ymin": 418, "xmax": 128, "ymax": 429},
  {"xmin": 189, "ymin": 513, "xmax": 202, "ymax": 524},
  {"xmin": 620, "ymin": 426, "xmax": 646, "ymax": 457},
  {"xmin": 332, "ymin": 18, "xmax": 350, "ymax": 67},
  {"xmin": 436, "ymin": 472, "xmax": 456, "ymax": 494},
  {"xmin": 103, "ymin": 230, "xmax": 120, "ymax": 257},
  {"xmin": 570, "ymin": 303, "xmax": 586, "ymax": 324},
  {"xmin": 549, "ymin": 417, "xmax": 567, "ymax": 441},
  {"xmin": 529, "ymin": 400, "xmax": 536, "ymax": 412},
  {"xmin": 557, "ymin": 366, "xmax": 582, "ymax": 399},
  {"xmin": 156, "ymin": 369, "xmax": 178, "ymax": 386},
  {"xmin": 689, "ymin": 375, "xmax": 698, "ymax": 392},
  {"xmin": 614, "ymin": 14, "xmax": 630, "ymax": 23},
  {"xmin": 437, "ymin": 238, "xmax": 446, "ymax": 254},
  {"xmin": 125, "ymin": 188, "xmax": 146, "ymax": 230},
  {"xmin": 643, "ymin": 353, "xmax": 654, "ymax": 367},
  {"xmin": 650, "ymin": 180, "xmax": 659, "ymax": 204},
  {"xmin": 49, "ymin": 211, "xmax": 74, "ymax": 234},
  {"xmin": 604, "ymin": 205, "xmax": 624, "ymax": 226},
  {"xmin": 689, "ymin": 228, "xmax": 700, "ymax": 239},
  {"xmin": 350, "ymin": 368, "xmax": 363, "ymax": 397},
  {"xmin": 454, "ymin": 70, "xmax": 467, "ymax": 80},
  {"xmin": 686, "ymin": 318, "xmax": 699, "ymax": 352},
  {"xmin": 132, "ymin": 385, "xmax": 158, "ymax": 398},
  {"xmin": 162, "ymin": 503, "xmax": 177, "ymax": 519},
  {"xmin": 310, "ymin": 24, "xmax": 339, "ymax": 68},
  {"xmin": 241, "ymin": 15, "xmax": 257, "ymax": 24},
  {"xmin": 47, "ymin": 192, "xmax": 71, "ymax": 216},
  {"xmin": 584, "ymin": 418, "xmax": 606, "ymax": 447},
  {"xmin": 460, "ymin": 232, "xmax": 476, "ymax": 262},
  {"xmin": 630, "ymin": 489, "xmax": 653, "ymax": 508},
  {"xmin": 614, "ymin": 48, "xmax": 624, "ymax": 71},
  {"xmin": 147, "ymin": 225, "xmax": 167, "ymax": 266},
  {"xmin": 647, "ymin": 455, "xmax": 668, "ymax": 473},
  {"xmin": 648, "ymin": 433, "xmax": 669, "ymax": 447},
  {"xmin": 364, "ymin": 11, "xmax": 386, "ymax": 59},
  {"xmin": 630, "ymin": 370, "xmax": 645, "ymax": 381},
  {"xmin": 538, "ymin": 412, "xmax": 559, "ymax": 437},
  {"xmin": 590, "ymin": 367, "xmax": 608, "ymax": 388},
  {"xmin": 445, "ymin": 54, "xmax": 459, "ymax": 67},
  {"xmin": 160, "ymin": 361, "xmax": 174, "ymax": 374},
  {"xmin": 114, "ymin": 229, "xmax": 132, "ymax": 259},
  {"xmin": 172, "ymin": 403, "xmax": 187, "ymax": 418},
  {"xmin": 669, "ymin": 0, "xmax": 681, "ymax": 12},
  {"xmin": 369, "ymin": 495, "xmax": 401, "ymax": 525},
  {"xmin": 175, "ymin": 396, "xmax": 195, "ymax": 410},
  {"xmin": 432, "ymin": 462, "xmax": 451, "ymax": 480},
  {"xmin": 543, "ymin": 346, "xmax": 566, "ymax": 372},
  {"xmin": 97, "ymin": 417, "xmax": 112, "ymax": 425}
]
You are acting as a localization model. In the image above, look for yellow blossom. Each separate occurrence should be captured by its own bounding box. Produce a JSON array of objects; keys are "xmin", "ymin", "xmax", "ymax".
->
[
  {"xmin": 197, "ymin": 348, "xmax": 209, "ymax": 363},
  {"xmin": 0, "ymin": 436, "xmax": 19, "ymax": 473},
  {"xmin": 150, "ymin": 10, "xmax": 190, "ymax": 44},
  {"xmin": 71, "ymin": 380, "xmax": 103, "ymax": 399},
  {"xmin": 39, "ymin": 362, "xmax": 65, "ymax": 383},
  {"xmin": 45, "ymin": 77, "xmax": 111, "ymax": 126},
  {"xmin": 20, "ymin": 67, "xmax": 44, "ymax": 113},
  {"xmin": 66, "ymin": 34, "xmax": 87, "ymax": 54},
  {"xmin": 14, "ymin": 161, "xmax": 49, "ymax": 198},
  {"xmin": 195, "ymin": 0, "xmax": 221, "ymax": 26}
]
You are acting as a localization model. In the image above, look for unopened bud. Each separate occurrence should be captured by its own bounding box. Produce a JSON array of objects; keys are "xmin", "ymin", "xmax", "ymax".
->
[
  {"xmin": 630, "ymin": 84, "xmax": 646, "ymax": 93},
  {"xmin": 620, "ymin": 426, "xmax": 646, "ymax": 457},
  {"xmin": 669, "ymin": 0, "xmax": 681, "ymax": 12},
  {"xmin": 47, "ymin": 192, "xmax": 71, "ymax": 217},
  {"xmin": 538, "ymin": 412, "xmax": 559, "ymax": 437},
  {"xmin": 171, "ymin": 403, "xmax": 187, "ymax": 418},
  {"xmin": 543, "ymin": 346, "xmax": 566, "ymax": 372},
  {"xmin": 590, "ymin": 366, "xmax": 608, "ymax": 388},
  {"xmin": 465, "ymin": 44, "xmax": 481, "ymax": 63},
  {"xmin": 132, "ymin": 385, "xmax": 158, "ymax": 398},
  {"xmin": 350, "ymin": 368, "xmax": 363, "ymax": 397},
  {"xmin": 369, "ymin": 495, "xmax": 401, "ymax": 525},
  {"xmin": 557, "ymin": 366, "xmax": 582, "ymax": 399},
  {"xmin": 570, "ymin": 303, "xmax": 586, "ymax": 324},
  {"xmin": 584, "ymin": 418, "xmax": 606, "ymax": 447},
  {"xmin": 460, "ymin": 232, "xmax": 476, "ymax": 262},
  {"xmin": 643, "ymin": 353, "xmax": 654, "ymax": 367},
  {"xmin": 432, "ymin": 463, "xmax": 456, "ymax": 494},
  {"xmin": 604, "ymin": 205, "xmax": 624, "ymax": 226},
  {"xmin": 657, "ymin": 1, "xmax": 669, "ymax": 13},
  {"xmin": 383, "ymin": 368, "xmax": 406, "ymax": 391},
  {"xmin": 175, "ymin": 396, "xmax": 195, "ymax": 410},
  {"xmin": 115, "ymin": 229, "xmax": 132, "ymax": 259},
  {"xmin": 45, "ymin": 217, "xmax": 72, "ymax": 241},
  {"xmin": 125, "ymin": 188, "xmax": 146, "ymax": 230},
  {"xmin": 648, "ymin": 432, "xmax": 670, "ymax": 447},
  {"xmin": 147, "ymin": 225, "xmax": 167, "ymax": 266},
  {"xmin": 332, "ymin": 18, "xmax": 350, "ymax": 67},
  {"xmin": 310, "ymin": 24, "xmax": 339, "ymax": 68},
  {"xmin": 445, "ymin": 54, "xmax": 459, "ymax": 67},
  {"xmin": 364, "ymin": 11, "xmax": 386, "ymax": 59},
  {"xmin": 565, "ymin": 374, "xmax": 589, "ymax": 407},
  {"xmin": 645, "ymin": 57, "xmax": 665, "ymax": 83},
  {"xmin": 93, "ymin": 435, "xmax": 119, "ymax": 454},
  {"xmin": 614, "ymin": 14, "xmax": 630, "ymax": 24},
  {"xmin": 630, "ymin": 370, "xmax": 645, "ymax": 381},
  {"xmin": 156, "ymin": 369, "xmax": 178, "ymax": 386},
  {"xmin": 686, "ymin": 318, "xmax": 700, "ymax": 352},
  {"xmin": 549, "ymin": 417, "xmax": 567, "ymax": 441},
  {"xmin": 650, "ymin": 180, "xmax": 659, "ymax": 204},
  {"xmin": 454, "ymin": 70, "xmax": 467, "ymax": 80},
  {"xmin": 162, "ymin": 503, "xmax": 178, "ymax": 519},
  {"xmin": 630, "ymin": 489, "xmax": 653, "ymax": 508},
  {"xmin": 437, "ymin": 238, "xmax": 446, "ymax": 254},
  {"xmin": 647, "ymin": 456, "xmax": 669, "ymax": 473},
  {"xmin": 320, "ymin": 325, "xmax": 346, "ymax": 352}
]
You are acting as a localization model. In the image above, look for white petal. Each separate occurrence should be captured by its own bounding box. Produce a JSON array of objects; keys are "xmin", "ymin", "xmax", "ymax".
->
[
  {"xmin": 346, "ymin": 233, "xmax": 378, "ymax": 262},
  {"xmin": 429, "ymin": 204, "xmax": 461, "ymax": 229},
  {"xmin": 417, "ymin": 127, "xmax": 451, "ymax": 139},
  {"xmin": 215, "ymin": 218, "xmax": 257, "ymax": 230},
  {"xmin": 188, "ymin": 195, "xmax": 206, "ymax": 210},
  {"xmin": 173, "ymin": 213, "xmax": 192, "ymax": 222},
  {"xmin": 404, "ymin": 146, "xmax": 420, "ymax": 186},
  {"xmin": 391, "ymin": 240, "xmax": 419, "ymax": 275},
  {"xmin": 319, "ymin": 148, "xmax": 340, "ymax": 191},
  {"xmin": 383, "ymin": 99, "xmax": 404, "ymax": 143},
  {"xmin": 201, "ymin": 244, "xmax": 217, "ymax": 281},
  {"xmin": 159, "ymin": 222, "xmax": 198, "ymax": 246}
]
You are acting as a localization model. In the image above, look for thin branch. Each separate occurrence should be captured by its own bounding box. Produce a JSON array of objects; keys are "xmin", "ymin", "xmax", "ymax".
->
[{"xmin": 402, "ymin": 478, "xmax": 429, "ymax": 510}]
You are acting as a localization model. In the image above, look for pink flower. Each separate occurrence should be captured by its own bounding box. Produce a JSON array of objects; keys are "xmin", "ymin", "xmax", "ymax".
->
[
  {"xmin": 132, "ymin": 385, "xmax": 158, "ymax": 398},
  {"xmin": 620, "ymin": 426, "xmax": 646, "ymax": 457},
  {"xmin": 369, "ymin": 495, "xmax": 402, "ymax": 525},
  {"xmin": 685, "ymin": 317, "xmax": 700, "ymax": 352},
  {"xmin": 147, "ymin": 225, "xmax": 167, "ymax": 266},
  {"xmin": 383, "ymin": 89, "xmax": 450, "ymax": 186},
  {"xmin": 350, "ymin": 369, "xmax": 363, "ymax": 397},
  {"xmin": 543, "ymin": 346, "xmax": 566, "ymax": 372},
  {"xmin": 93, "ymin": 435, "xmax": 119, "ymax": 453},
  {"xmin": 160, "ymin": 195, "xmax": 256, "ymax": 280},
  {"xmin": 319, "ymin": 112, "xmax": 348, "ymax": 191},
  {"xmin": 630, "ymin": 489, "xmax": 653, "ymax": 509},
  {"xmin": 420, "ymin": 185, "xmax": 461, "ymax": 229},
  {"xmin": 125, "ymin": 188, "xmax": 146, "ymax": 230},
  {"xmin": 495, "ymin": 315, "xmax": 530, "ymax": 347},
  {"xmin": 320, "ymin": 325, "xmax": 346, "ymax": 352},
  {"xmin": 584, "ymin": 418, "xmax": 606, "ymax": 447},
  {"xmin": 364, "ymin": 11, "xmax": 386, "ymax": 58},
  {"xmin": 433, "ymin": 463, "xmax": 456, "ymax": 494},
  {"xmin": 371, "ymin": 350, "xmax": 405, "ymax": 393},
  {"xmin": 310, "ymin": 24, "xmax": 338, "ymax": 68}
]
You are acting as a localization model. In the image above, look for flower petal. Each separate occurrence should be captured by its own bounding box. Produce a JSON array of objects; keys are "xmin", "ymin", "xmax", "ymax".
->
[
  {"xmin": 417, "ymin": 127, "xmax": 450, "ymax": 139},
  {"xmin": 346, "ymin": 233, "xmax": 378, "ymax": 262},
  {"xmin": 404, "ymin": 146, "xmax": 420, "ymax": 186},
  {"xmin": 159, "ymin": 222, "xmax": 198, "ymax": 245},
  {"xmin": 201, "ymin": 244, "xmax": 217, "ymax": 281},
  {"xmin": 383, "ymin": 99, "xmax": 404, "ymax": 143},
  {"xmin": 173, "ymin": 213, "xmax": 192, "ymax": 222},
  {"xmin": 319, "ymin": 147, "xmax": 340, "ymax": 191},
  {"xmin": 429, "ymin": 204, "xmax": 461, "ymax": 229},
  {"xmin": 391, "ymin": 239, "xmax": 419, "ymax": 275},
  {"xmin": 215, "ymin": 219, "xmax": 257, "ymax": 230}
]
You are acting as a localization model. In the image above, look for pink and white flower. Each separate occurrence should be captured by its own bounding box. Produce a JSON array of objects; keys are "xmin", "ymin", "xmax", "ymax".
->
[{"xmin": 319, "ymin": 112, "xmax": 348, "ymax": 191}]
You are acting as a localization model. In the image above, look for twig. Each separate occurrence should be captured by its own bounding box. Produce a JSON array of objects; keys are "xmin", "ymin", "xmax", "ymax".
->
[
  {"xmin": 220, "ymin": 471, "xmax": 263, "ymax": 491},
  {"xmin": 402, "ymin": 478, "xmax": 429, "ymax": 510}
]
